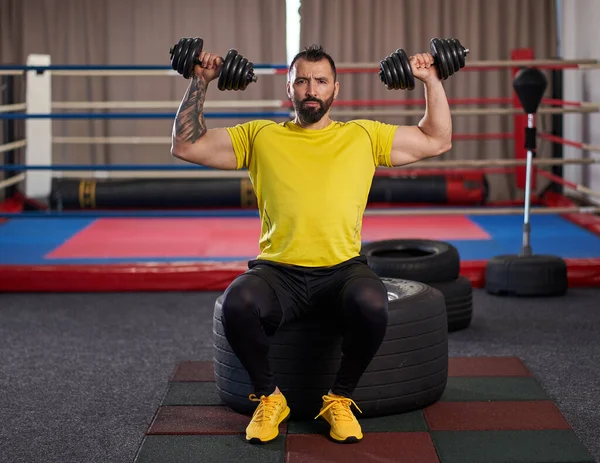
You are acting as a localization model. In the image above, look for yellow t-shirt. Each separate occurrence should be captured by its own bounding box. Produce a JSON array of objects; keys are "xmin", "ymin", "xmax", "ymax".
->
[{"xmin": 226, "ymin": 119, "xmax": 397, "ymax": 267}]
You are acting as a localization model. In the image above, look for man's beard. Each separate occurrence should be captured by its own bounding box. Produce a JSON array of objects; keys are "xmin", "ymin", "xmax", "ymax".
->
[{"xmin": 293, "ymin": 92, "xmax": 335, "ymax": 124}]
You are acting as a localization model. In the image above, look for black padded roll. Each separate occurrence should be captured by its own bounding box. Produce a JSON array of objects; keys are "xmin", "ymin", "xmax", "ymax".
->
[
  {"xmin": 50, "ymin": 178, "xmax": 257, "ymax": 209},
  {"xmin": 368, "ymin": 176, "xmax": 447, "ymax": 204},
  {"xmin": 49, "ymin": 175, "xmax": 487, "ymax": 209}
]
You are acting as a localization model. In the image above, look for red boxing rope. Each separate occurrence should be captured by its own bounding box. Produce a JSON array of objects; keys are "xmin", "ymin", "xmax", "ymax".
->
[
  {"xmin": 539, "ymin": 133, "xmax": 585, "ymax": 149},
  {"xmin": 375, "ymin": 167, "xmax": 513, "ymax": 177},
  {"xmin": 274, "ymin": 65, "xmax": 587, "ymax": 76},
  {"xmin": 538, "ymin": 170, "xmax": 580, "ymax": 190},
  {"xmin": 542, "ymin": 99, "xmax": 586, "ymax": 107},
  {"xmin": 452, "ymin": 133, "xmax": 514, "ymax": 141},
  {"xmin": 281, "ymin": 98, "xmax": 583, "ymax": 108}
]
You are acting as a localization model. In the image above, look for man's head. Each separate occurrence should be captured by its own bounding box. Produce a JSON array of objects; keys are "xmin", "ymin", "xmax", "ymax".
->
[{"xmin": 287, "ymin": 45, "xmax": 339, "ymax": 125}]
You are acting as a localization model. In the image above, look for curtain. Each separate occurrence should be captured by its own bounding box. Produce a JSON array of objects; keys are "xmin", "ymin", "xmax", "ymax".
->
[
  {"xmin": 0, "ymin": 0, "xmax": 287, "ymax": 169},
  {"xmin": 299, "ymin": 0, "xmax": 558, "ymax": 200}
]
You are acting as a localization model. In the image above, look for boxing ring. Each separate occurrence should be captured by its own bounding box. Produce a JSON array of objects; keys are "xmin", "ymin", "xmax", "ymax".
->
[{"xmin": 2, "ymin": 51, "xmax": 600, "ymax": 292}]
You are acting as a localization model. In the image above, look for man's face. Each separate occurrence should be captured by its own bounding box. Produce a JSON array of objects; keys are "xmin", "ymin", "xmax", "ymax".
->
[{"xmin": 287, "ymin": 58, "xmax": 338, "ymax": 124}]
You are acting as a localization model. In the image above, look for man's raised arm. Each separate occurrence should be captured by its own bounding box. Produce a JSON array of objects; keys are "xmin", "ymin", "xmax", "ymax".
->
[
  {"xmin": 389, "ymin": 52, "xmax": 453, "ymax": 167},
  {"xmin": 170, "ymin": 52, "xmax": 238, "ymax": 170}
]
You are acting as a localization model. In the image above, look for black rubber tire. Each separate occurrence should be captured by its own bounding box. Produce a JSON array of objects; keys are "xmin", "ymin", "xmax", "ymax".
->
[
  {"xmin": 485, "ymin": 254, "xmax": 568, "ymax": 297},
  {"xmin": 213, "ymin": 278, "xmax": 448, "ymax": 419},
  {"xmin": 361, "ymin": 239, "xmax": 460, "ymax": 283},
  {"xmin": 428, "ymin": 276, "xmax": 473, "ymax": 332}
]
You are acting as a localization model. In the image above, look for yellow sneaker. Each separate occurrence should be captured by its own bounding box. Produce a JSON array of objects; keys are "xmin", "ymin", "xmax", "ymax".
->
[
  {"xmin": 245, "ymin": 393, "xmax": 290, "ymax": 444},
  {"xmin": 314, "ymin": 392, "xmax": 363, "ymax": 443}
]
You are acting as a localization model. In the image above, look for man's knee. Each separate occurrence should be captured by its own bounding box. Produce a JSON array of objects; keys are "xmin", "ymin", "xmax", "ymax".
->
[
  {"xmin": 342, "ymin": 277, "xmax": 388, "ymax": 323},
  {"xmin": 221, "ymin": 274, "xmax": 282, "ymax": 332},
  {"xmin": 222, "ymin": 275, "xmax": 262, "ymax": 321}
]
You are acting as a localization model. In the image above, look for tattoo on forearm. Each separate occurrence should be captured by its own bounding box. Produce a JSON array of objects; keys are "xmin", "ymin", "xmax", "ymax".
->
[{"xmin": 175, "ymin": 77, "xmax": 207, "ymax": 143}]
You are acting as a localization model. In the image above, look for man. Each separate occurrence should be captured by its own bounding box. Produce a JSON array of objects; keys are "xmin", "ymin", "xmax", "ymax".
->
[{"xmin": 171, "ymin": 44, "xmax": 452, "ymax": 444}]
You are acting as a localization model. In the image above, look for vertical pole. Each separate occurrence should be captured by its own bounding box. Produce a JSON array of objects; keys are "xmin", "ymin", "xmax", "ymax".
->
[
  {"xmin": 25, "ymin": 54, "xmax": 53, "ymax": 199},
  {"xmin": 521, "ymin": 113, "xmax": 535, "ymax": 257},
  {"xmin": 2, "ymin": 75, "xmax": 16, "ymax": 198},
  {"xmin": 551, "ymin": 68, "xmax": 564, "ymax": 193},
  {"xmin": 554, "ymin": 0, "xmax": 565, "ymax": 194}
]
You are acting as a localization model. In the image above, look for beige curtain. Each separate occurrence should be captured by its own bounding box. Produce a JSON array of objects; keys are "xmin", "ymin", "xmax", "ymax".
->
[
  {"xmin": 0, "ymin": 0, "xmax": 287, "ymax": 169},
  {"xmin": 299, "ymin": 0, "xmax": 558, "ymax": 200}
]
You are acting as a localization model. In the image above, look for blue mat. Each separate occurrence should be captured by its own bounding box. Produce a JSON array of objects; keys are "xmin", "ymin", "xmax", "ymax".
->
[{"xmin": 1, "ymin": 214, "xmax": 599, "ymax": 265}]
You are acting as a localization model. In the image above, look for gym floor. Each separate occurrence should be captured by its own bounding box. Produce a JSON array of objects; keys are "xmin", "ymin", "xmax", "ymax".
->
[
  {"xmin": 1, "ymin": 289, "xmax": 599, "ymax": 463},
  {"xmin": 2, "ymin": 196, "xmax": 600, "ymax": 462}
]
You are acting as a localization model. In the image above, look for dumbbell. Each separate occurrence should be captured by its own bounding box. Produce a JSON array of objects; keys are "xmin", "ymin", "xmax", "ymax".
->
[
  {"xmin": 379, "ymin": 38, "xmax": 469, "ymax": 90},
  {"xmin": 169, "ymin": 37, "xmax": 258, "ymax": 91}
]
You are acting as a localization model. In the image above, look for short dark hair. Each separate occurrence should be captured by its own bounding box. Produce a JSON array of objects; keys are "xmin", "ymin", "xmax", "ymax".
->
[{"xmin": 289, "ymin": 44, "xmax": 337, "ymax": 81}]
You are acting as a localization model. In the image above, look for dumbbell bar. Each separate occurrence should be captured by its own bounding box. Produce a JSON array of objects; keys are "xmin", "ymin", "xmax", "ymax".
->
[
  {"xmin": 169, "ymin": 37, "xmax": 258, "ymax": 91},
  {"xmin": 380, "ymin": 38, "xmax": 469, "ymax": 90}
]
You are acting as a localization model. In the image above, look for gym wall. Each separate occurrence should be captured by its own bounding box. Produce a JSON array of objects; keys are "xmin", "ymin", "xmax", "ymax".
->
[{"xmin": 561, "ymin": 0, "xmax": 600, "ymax": 205}]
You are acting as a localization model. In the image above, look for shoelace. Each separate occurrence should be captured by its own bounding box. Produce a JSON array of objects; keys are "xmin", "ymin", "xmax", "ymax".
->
[
  {"xmin": 314, "ymin": 394, "xmax": 363, "ymax": 422},
  {"xmin": 249, "ymin": 393, "xmax": 280, "ymax": 423}
]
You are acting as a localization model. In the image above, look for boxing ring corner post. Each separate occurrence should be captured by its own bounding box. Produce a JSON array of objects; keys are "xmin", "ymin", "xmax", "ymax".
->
[{"xmin": 25, "ymin": 53, "xmax": 52, "ymax": 200}]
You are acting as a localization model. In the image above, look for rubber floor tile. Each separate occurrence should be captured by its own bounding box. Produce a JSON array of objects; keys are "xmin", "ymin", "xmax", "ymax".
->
[
  {"xmin": 286, "ymin": 432, "xmax": 440, "ymax": 463},
  {"xmin": 424, "ymin": 401, "xmax": 572, "ymax": 431},
  {"xmin": 431, "ymin": 430, "xmax": 596, "ymax": 463},
  {"xmin": 288, "ymin": 410, "xmax": 428, "ymax": 434},
  {"xmin": 147, "ymin": 405, "xmax": 283, "ymax": 435},
  {"xmin": 161, "ymin": 382, "xmax": 223, "ymax": 406},
  {"xmin": 440, "ymin": 377, "xmax": 549, "ymax": 401},
  {"xmin": 134, "ymin": 434, "xmax": 285, "ymax": 463},
  {"xmin": 448, "ymin": 357, "xmax": 532, "ymax": 377},
  {"xmin": 170, "ymin": 360, "xmax": 215, "ymax": 382}
]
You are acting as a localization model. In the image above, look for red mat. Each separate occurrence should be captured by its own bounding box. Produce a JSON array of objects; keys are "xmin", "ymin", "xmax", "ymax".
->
[
  {"xmin": 46, "ymin": 218, "xmax": 262, "ymax": 259},
  {"xmin": 46, "ymin": 216, "xmax": 489, "ymax": 259}
]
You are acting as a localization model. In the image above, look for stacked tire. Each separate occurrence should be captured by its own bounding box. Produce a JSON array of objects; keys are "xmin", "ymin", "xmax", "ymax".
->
[
  {"xmin": 361, "ymin": 239, "xmax": 473, "ymax": 332},
  {"xmin": 213, "ymin": 278, "xmax": 449, "ymax": 418}
]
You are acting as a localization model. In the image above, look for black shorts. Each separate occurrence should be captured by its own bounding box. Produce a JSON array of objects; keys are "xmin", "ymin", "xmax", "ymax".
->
[{"xmin": 242, "ymin": 255, "xmax": 385, "ymax": 326}]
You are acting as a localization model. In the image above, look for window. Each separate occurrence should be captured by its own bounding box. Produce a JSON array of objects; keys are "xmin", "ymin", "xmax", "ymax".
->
[{"xmin": 286, "ymin": 0, "xmax": 301, "ymax": 63}]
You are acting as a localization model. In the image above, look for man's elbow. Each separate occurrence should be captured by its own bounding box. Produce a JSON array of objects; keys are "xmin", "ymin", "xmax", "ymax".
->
[
  {"xmin": 426, "ymin": 138, "xmax": 451, "ymax": 158},
  {"xmin": 418, "ymin": 128, "xmax": 451, "ymax": 158},
  {"xmin": 171, "ymin": 142, "xmax": 192, "ymax": 162},
  {"xmin": 170, "ymin": 140, "xmax": 181, "ymax": 156},
  {"xmin": 438, "ymin": 139, "xmax": 452, "ymax": 155}
]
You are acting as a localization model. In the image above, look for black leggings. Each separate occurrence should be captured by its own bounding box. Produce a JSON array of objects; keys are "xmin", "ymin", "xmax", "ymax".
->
[{"xmin": 220, "ymin": 256, "xmax": 388, "ymax": 398}]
